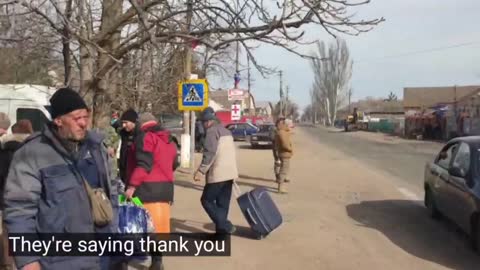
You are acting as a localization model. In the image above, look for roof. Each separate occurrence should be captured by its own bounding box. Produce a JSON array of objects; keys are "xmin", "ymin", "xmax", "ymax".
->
[
  {"xmin": 209, "ymin": 90, "xmax": 255, "ymax": 111},
  {"xmin": 449, "ymin": 136, "xmax": 480, "ymax": 144},
  {"xmin": 0, "ymin": 84, "xmax": 56, "ymax": 105},
  {"xmin": 403, "ymin": 85, "xmax": 480, "ymax": 108},
  {"xmin": 209, "ymin": 90, "xmax": 231, "ymax": 111},
  {"xmin": 255, "ymin": 101, "xmax": 271, "ymax": 109}
]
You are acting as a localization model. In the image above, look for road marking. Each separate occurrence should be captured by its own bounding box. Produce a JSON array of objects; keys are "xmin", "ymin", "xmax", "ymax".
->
[{"xmin": 397, "ymin": 187, "xmax": 421, "ymax": 201}]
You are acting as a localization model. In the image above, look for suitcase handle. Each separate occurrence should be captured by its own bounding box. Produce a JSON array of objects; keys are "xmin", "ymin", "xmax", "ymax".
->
[{"xmin": 246, "ymin": 208, "xmax": 258, "ymax": 225}]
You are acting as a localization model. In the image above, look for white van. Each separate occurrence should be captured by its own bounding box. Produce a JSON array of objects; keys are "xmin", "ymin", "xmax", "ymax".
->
[{"xmin": 0, "ymin": 84, "xmax": 56, "ymax": 133}]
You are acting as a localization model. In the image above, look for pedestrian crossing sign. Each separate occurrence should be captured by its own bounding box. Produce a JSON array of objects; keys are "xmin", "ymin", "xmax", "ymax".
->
[{"xmin": 178, "ymin": 79, "xmax": 209, "ymax": 111}]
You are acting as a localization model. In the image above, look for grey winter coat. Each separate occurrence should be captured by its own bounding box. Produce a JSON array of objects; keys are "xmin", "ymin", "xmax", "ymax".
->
[{"xmin": 2, "ymin": 124, "xmax": 119, "ymax": 270}]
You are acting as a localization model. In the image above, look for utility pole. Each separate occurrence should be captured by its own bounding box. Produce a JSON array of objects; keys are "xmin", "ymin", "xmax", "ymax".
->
[
  {"xmin": 279, "ymin": 71, "xmax": 284, "ymax": 117},
  {"xmin": 247, "ymin": 53, "xmax": 252, "ymax": 116},
  {"xmin": 348, "ymin": 88, "xmax": 352, "ymax": 112},
  {"xmin": 285, "ymin": 85, "xmax": 289, "ymax": 118},
  {"xmin": 181, "ymin": 0, "xmax": 193, "ymax": 169}
]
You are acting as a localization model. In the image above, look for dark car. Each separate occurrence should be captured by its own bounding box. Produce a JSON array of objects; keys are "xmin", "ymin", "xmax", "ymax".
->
[
  {"xmin": 157, "ymin": 113, "xmax": 183, "ymax": 147},
  {"xmin": 249, "ymin": 123, "xmax": 275, "ymax": 148},
  {"xmin": 225, "ymin": 122, "xmax": 258, "ymax": 141},
  {"xmin": 424, "ymin": 136, "xmax": 480, "ymax": 253}
]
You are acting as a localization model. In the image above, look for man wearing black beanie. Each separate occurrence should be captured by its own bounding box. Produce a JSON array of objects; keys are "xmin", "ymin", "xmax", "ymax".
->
[
  {"xmin": 3, "ymin": 87, "xmax": 119, "ymax": 270},
  {"xmin": 111, "ymin": 108, "xmax": 138, "ymax": 185}
]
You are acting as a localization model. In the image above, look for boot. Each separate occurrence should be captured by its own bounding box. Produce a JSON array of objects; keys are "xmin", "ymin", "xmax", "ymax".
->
[{"xmin": 278, "ymin": 183, "xmax": 287, "ymax": 194}]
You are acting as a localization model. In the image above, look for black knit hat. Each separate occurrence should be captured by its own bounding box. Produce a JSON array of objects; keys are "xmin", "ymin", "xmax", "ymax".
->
[
  {"xmin": 120, "ymin": 109, "xmax": 138, "ymax": 123},
  {"xmin": 49, "ymin": 87, "xmax": 88, "ymax": 119}
]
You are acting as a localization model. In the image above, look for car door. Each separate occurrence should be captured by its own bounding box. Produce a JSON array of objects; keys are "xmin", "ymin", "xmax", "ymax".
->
[
  {"xmin": 227, "ymin": 124, "xmax": 240, "ymax": 139},
  {"xmin": 430, "ymin": 143, "xmax": 458, "ymax": 216},
  {"xmin": 447, "ymin": 142, "xmax": 475, "ymax": 232},
  {"xmin": 235, "ymin": 124, "xmax": 247, "ymax": 139}
]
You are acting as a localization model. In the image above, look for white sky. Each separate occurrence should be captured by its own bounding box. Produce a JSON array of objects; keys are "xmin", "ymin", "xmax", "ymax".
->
[{"xmin": 208, "ymin": 0, "xmax": 480, "ymax": 111}]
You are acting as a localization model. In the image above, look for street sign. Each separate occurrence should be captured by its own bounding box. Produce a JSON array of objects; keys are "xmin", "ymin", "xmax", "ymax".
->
[
  {"xmin": 228, "ymin": 89, "xmax": 246, "ymax": 101},
  {"xmin": 231, "ymin": 104, "xmax": 242, "ymax": 121},
  {"xmin": 178, "ymin": 79, "xmax": 209, "ymax": 111}
]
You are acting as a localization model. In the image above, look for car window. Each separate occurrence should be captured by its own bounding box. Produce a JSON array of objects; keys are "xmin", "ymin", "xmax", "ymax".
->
[
  {"xmin": 452, "ymin": 142, "xmax": 470, "ymax": 174},
  {"xmin": 436, "ymin": 143, "xmax": 458, "ymax": 170},
  {"xmin": 259, "ymin": 125, "xmax": 273, "ymax": 132},
  {"xmin": 16, "ymin": 108, "xmax": 48, "ymax": 132}
]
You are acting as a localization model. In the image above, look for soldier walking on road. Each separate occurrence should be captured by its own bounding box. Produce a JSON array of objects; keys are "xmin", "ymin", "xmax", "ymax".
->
[
  {"xmin": 274, "ymin": 117, "xmax": 293, "ymax": 194},
  {"xmin": 194, "ymin": 107, "xmax": 239, "ymax": 234}
]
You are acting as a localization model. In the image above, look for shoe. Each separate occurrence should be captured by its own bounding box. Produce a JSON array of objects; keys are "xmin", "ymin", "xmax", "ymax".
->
[
  {"xmin": 284, "ymin": 179, "xmax": 290, "ymax": 183},
  {"xmin": 278, "ymin": 183, "xmax": 287, "ymax": 194}
]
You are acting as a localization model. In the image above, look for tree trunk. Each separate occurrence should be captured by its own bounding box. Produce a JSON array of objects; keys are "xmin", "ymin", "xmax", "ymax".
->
[
  {"xmin": 93, "ymin": 0, "xmax": 123, "ymax": 128},
  {"xmin": 62, "ymin": 0, "xmax": 73, "ymax": 86},
  {"xmin": 78, "ymin": 0, "xmax": 95, "ymax": 97}
]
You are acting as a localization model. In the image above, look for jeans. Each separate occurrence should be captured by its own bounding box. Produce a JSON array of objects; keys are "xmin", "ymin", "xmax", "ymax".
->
[{"xmin": 201, "ymin": 180, "xmax": 234, "ymax": 233}]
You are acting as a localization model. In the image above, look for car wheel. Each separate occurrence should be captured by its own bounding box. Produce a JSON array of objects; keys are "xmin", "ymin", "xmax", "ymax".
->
[{"xmin": 425, "ymin": 189, "xmax": 441, "ymax": 219}]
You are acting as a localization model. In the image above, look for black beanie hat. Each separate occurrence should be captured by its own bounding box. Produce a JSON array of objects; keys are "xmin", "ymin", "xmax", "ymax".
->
[
  {"xmin": 120, "ymin": 109, "xmax": 138, "ymax": 123},
  {"xmin": 49, "ymin": 87, "xmax": 88, "ymax": 119}
]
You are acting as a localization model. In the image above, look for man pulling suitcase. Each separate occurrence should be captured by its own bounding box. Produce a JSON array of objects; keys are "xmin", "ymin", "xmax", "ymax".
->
[{"xmin": 194, "ymin": 107, "xmax": 239, "ymax": 234}]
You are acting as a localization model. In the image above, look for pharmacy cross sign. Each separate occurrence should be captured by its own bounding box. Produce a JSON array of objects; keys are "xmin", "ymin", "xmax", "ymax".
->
[
  {"xmin": 232, "ymin": 106, "xmax": 240, "ymax": 114},
  {"xmin": 231, "ymin": 104, "xmax": 242, "ymax": 121}
]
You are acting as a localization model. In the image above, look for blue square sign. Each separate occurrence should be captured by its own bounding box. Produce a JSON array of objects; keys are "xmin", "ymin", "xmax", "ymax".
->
[{"xmin": 178, "ymin": 79, "xmax": 209, "ymax": 111}]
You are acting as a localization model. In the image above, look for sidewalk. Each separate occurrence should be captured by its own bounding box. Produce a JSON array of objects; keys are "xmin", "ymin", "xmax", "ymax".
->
[{"xmin": 165, "ymin": 128, "xmax": 477, "ymax": 270}]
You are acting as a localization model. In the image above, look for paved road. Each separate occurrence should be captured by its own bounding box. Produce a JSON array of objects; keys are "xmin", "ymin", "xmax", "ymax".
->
[
  {"xmin": 302, "ymin": 125, "xmax": 443, "ymax": 193},
  {"xmin": 167, "ymin": 127, "xmax": 479, "ymax": 269}
]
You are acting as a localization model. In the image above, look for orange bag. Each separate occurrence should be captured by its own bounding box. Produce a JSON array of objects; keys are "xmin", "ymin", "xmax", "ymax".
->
[{"xmin": 143, "ymin": 202, "xmax": 171, "ymax": 233}]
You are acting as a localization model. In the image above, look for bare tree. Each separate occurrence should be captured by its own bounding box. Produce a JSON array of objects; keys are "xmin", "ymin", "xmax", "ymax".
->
[
  {"xmin": 311, "ymin": 38, "xmax": 352, "ymax": 126},
  {"xmin": 2, "ymin": 0, "xmax": 382, "ymax": 126}
]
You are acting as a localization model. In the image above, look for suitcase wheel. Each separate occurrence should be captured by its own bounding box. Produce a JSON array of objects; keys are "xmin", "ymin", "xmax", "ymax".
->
[{"xmin": 256, "ymin": 233, "xmax": 265, "ymax": 240}]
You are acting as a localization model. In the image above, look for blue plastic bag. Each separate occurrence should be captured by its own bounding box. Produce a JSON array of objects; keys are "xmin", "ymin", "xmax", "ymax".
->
[
  {"xmin": 118, "ymin": 202, "xmax": 149, "ymax": 234},
  {"xmin": 116, "ymin": 201, "xmax": 154, "ymax": 265}
]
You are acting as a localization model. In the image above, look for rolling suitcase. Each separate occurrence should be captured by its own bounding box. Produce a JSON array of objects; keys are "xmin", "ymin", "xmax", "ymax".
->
[{"xmin": 233, "ymin": 182, "xmax": 283, "ymax": 239}]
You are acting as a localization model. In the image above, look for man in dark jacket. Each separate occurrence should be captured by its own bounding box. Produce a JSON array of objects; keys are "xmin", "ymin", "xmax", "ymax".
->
[
  {"xmin": 111, "ymin": 108, "xmax": 138, "ymax": 185},
  {"xmin": 0, "ymin": 119, "xmax": 31, "ymax": 269},
  {"xmin": 3, "ymin": 88, "xmax": 119, "ymax": 270}
]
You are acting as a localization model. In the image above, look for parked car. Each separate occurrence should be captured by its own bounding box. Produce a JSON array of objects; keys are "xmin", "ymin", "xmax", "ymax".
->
[
  {"xmin": 225, "ymin": 122, "xmax": 258, "ymax": 141},
  {"xmin": 249, "ymin": 123, "xmax": 275, "ymax": 148},
  {"xmin": 424, "ymin": 136, "xmax": 480, "ymax": 253},
  {"xmin": 157, "ymin": 113, "xmax": 183, "ymax": 148}
]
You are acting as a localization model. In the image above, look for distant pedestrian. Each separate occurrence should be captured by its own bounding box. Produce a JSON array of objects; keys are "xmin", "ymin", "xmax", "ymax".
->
[
  {"xmin": 3, "ymin": 87, "xmax": 119, "ymax": 270},
  {"xmin": 274, "ymin": 117, "xmax": 293, "ymax": 194},
  {"xmin": 270, "ymin": 124, "xmax": 281, "ymax": 181},
  {"xmin": 194, "ymin": 107, "xmax": 238, "ymax": 234}
]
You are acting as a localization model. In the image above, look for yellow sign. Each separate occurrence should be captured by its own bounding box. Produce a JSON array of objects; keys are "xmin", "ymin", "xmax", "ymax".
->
[{"xmin": 178, "ymin": 79, "xmax": 209, "ymax": 111}]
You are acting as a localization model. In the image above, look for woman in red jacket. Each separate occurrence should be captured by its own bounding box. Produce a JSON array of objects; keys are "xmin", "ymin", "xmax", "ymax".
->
[{"xmin": 125, "ymin": 113, "xmax": 179, "ymax": 234}]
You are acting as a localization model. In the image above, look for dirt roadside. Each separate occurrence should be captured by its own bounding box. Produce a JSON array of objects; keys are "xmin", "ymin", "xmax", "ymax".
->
[{"xmin": 164, "ymin": 127, "xmax": 478, "ymax": 270}]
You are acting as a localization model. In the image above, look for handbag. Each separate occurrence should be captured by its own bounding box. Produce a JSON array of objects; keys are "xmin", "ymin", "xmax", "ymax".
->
[{"xmin": 83, "ymin": 178, "xmax": 114, "ymax": 227}]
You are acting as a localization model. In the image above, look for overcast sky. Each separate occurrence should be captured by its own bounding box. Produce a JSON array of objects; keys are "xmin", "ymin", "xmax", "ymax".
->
[{"xmin": 208, "ymin": 0, "xmax": 480, "ymax": 112}]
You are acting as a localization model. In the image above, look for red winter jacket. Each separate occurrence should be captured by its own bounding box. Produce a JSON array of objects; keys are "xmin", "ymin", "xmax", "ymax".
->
[{"xmin": 129, "ymin": 122, "xmax": 178, "ymax": 203}]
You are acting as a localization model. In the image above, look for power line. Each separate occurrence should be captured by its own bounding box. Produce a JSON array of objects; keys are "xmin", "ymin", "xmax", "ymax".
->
[{"xmin": 356, "ymin": 41, "xmax": 480, "ymax": 64}]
